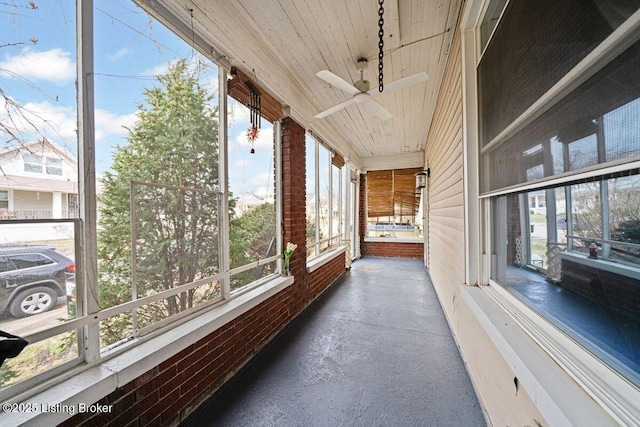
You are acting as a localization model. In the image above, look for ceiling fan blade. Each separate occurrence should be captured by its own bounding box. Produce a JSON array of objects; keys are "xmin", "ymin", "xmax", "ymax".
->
[
  {"xmin": 369, "ymin": 72, "xmax": 428, "ymax": 94},
  {"xmin": 363, "ymin": 98, "xmax": 393, "ymax": 120},
  {"xmin": 315, "ymin": 98, "xmax": 356, "ymax": 119},
  {"xmin": 316, "ymin": 70, "xmax": 360, "ymax": 96}
]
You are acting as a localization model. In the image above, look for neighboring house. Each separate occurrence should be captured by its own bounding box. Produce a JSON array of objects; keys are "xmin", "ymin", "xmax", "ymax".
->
[{"xmin": 0, "ymin": 138, "xmax": 78, "ymax": 220}]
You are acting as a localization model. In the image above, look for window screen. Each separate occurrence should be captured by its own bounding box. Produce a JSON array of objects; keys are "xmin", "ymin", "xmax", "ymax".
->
[
  {"xmin": 483, "ymin": 37, "xmax": 640, "ymax": 193},
  {"xmin": 478, "ymin": 0, "xmax": 640, "ymax": 147}
]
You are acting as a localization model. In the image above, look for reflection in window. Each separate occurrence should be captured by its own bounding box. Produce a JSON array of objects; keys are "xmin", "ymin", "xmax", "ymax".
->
[
  {"xmin": 492, "ymin": 174, "xmax": 640, "ymax": 387},
  {"xmin": 46, "ymin": 157, "xmax": 63, "ymax": 175},
  {"xmin": 306, "ymin": 135, "xmax": 344, "ymax": 258},
  {"xmin": 23, "ymin": 153, "xmax": 43, "ymax": 173},
  {"xmin": 0, "ymin": 190, "xmax": 8, "ymax": 209}
]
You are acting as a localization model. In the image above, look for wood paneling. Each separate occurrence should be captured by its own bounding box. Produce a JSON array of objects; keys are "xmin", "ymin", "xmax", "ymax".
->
[{"xmin": 149, "ymin": 0, "xmax": 461, "ymax": 170}]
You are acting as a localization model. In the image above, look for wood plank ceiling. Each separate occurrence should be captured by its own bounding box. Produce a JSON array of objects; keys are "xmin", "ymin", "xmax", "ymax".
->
[{"xmin": 145, "ymin": 0, "xmax": 461, "ymax": 170}]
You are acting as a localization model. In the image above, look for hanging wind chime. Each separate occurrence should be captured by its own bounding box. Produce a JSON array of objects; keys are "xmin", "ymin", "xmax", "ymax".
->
[{"xmin": 247, "ymin": 82, "xmax": 261, "ymax": 154}]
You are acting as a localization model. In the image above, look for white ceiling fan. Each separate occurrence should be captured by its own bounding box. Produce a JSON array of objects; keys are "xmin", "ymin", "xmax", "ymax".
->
[{"xmin": 315, "ymin": 58, "xmax": 428, "ymax": 120}]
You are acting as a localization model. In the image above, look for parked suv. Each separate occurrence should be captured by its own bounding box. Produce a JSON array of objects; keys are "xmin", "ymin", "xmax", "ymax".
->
[{"xmin": 0, "ymin": 246, "xmax": 75, "ymax": 318}]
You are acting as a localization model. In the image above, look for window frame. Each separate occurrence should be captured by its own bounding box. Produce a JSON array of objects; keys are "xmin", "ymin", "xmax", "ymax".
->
[
  {"xmin": 365, "ymin": 168, "xmax": 423, "ymax": 241},
  {"xmin": 23, "ymin": 153, "xmax": 43, "ymax": 173},
  {"xmin": 0, "ymin": 4, "xmax": 285, "ymax": 402},
  {"xmin": 306, "ymin": 134, "xmax": 344, "ymax": 260},
  {"xmin": 464, "ymin": 0, "xmax": 640, "ymax": 423}
]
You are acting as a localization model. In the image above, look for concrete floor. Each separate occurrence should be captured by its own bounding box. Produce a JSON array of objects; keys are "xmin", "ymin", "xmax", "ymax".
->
[{"xmin": 183, "ymin": 257, "xmax": 486, "ymax": 427}]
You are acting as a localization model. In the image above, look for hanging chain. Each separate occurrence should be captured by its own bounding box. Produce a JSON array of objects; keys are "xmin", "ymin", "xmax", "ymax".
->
[{"xmin": 378, "ymin": 0, "xmax": 384, "ymax": 92}]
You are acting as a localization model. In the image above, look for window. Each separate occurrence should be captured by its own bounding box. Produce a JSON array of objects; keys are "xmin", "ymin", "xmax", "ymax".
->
[
  {"xmin": 46, "ymin": 157, "xmax": 63, "ymax": 175},
  {"xmin": 481, "ymin": 0, "xmax": 640, "ymax": 390},
  {"xmin": 226, "ymin": 94, "xmax": 278, "ymax": 292},
  {"xmin": 8, "ymin": 253, "xmax": 55, "ymax": 270},
  {"xmin": 306, "ymin": 134, "xmax": 344, "ymax": 258},
  {"xmin": 366, "ymin": 168, "xmax": 422, "ymax": 238},
  {"xmin": 23, "ymin": 153, "xmax": 43, "ymax": 173},
  {"xmin": 0, "ymin": 190, "xmax": 7, "ymax": 209},
  {"xmin": 0, "ymin": 0, "xmax": 282, "ymax": 398},
  {"xmin": 0, "ymin": 0, "xmax": 79, "ymax": 394}
]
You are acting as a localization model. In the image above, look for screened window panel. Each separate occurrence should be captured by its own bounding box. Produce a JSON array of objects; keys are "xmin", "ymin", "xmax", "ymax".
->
[
  {"xmin": 478, "ymin": 0, "xmax": 640, "ymax": 147},
  {"xmin": 483, "ymin": 37, "xmax": 640, "ymax": 193}
]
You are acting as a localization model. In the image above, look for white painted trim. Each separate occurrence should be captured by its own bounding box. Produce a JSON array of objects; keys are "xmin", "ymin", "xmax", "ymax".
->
[
  {"xmin": 0, "ymin": 275, "xmax": 294, "ymax": 427},
  {"xmin": 461, "ymin": 284, "xmax": 627, "ymax": 426},
  {"xmin": 461, "ymin": 1, "xmax": 640, "ymax": 424},
  {"xmin": 307, "ymin": 246, "xmax": 346, "ymax": 273},
  {"xmin": 483, "ymin": 283, "xmax": 640, "ymax": 426},
  {"xmin": 363, "ymin": 237, "xmax": 422, "ymax": 244},
  {"xmin": 361, "ymin": 152, "xmax": 425, "ymax": 172}
]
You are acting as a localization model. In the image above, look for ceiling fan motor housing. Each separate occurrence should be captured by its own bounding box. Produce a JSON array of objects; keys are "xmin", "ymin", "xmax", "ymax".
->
[{"xmin": 355, "ymin": 79, "xmax": 370, "ymax": 92}]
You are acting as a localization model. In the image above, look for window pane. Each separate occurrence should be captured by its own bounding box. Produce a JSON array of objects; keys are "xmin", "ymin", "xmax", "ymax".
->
[
  {"xmin": 94, "ymin": 0, "xmax": 221, "ymax": 346},
  {"xmin": 45, "ymin": 157, "xmax": 63, "ymax": 176},
  {"xmin": 331, "ymin": 164, "xmax": 340, "ymax": 239},
  {"xmin": 608, "ymin": 175, "xmax": 640, "ymax": 266},
  {"xmin": 305, "ymin": 136, "xmax": 317, "ymax": 257},
  {"xmin": 318, "ymin": 145, "xmax": 330, "ymax": 252},
  {"xmin": 492, "ymin": 175, "xmax": 640, "ymax": 388},
  {"xmin": 227, "ymin": 97, "xmax": 276, "ymax": 291},
  {"xmin": 478, "ymin": 0, "xmax": 508, "ymax": 53},
  {"xmin": 570, "ymin": 182, "xmax": 602, "ymax": 252},
  {"xmin": 0, "ymin": 190, "xmax": 8, "ymax": 209},
  {"xmin": 367, "ymin": 168, "xmax": 421, "ymax": 238},
  {"xmin": 0, "ymin": 1, "xmax": 81, "ymax": 391}
]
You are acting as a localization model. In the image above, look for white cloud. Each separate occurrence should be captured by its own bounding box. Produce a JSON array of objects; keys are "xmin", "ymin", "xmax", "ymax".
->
[
  {"xmin": 108, "ymin": 47, "xmax": 131, "ymax": 61},
  {"xmin": 141, "ymin": 60, "xmax": 177, "ymax": 78},
  {"xmin": 234, "ymin": 159, "xmax": 252, "ymax": 169},
  {"xmin": 249, "ymin": 172, "xmax": 271, "ymax": 187},
  {"xmin": 234, "ymin": 126, "xmax": 273, "ymax": 150},
  {"xmin": 95, "ymin": 109, "xmax": 138, "ymax": 142},
  {"xmin": 251, "ymin": 185, "xmax": 273, "ymax": 200},
  {"xmin": 0, "ymin": 97, "xmax": 138, "ymax": 147},
  {"xmin": 14, "ymin": 100, "xmax": 77, "ymax": 141},
  {"xmin": 0, "ymin": 48, "xmax": 75, "ymax": 85}
]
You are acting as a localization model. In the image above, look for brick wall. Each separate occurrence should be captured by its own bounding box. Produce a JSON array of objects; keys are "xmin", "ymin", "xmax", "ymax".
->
[
  {"xmin": 359, "ymin": 173, "xmax": 367, "ymax": 241},
  {"xmin": 361, "ymin": 241, "xmax": 424, "ymax": 258},
  {"xmin": 59, "ymin": 117, "xmax": 346, "ymax": 427},
  {"xmin": 561, "ymin": 258, "xmax": 640, "ymax": 322}
]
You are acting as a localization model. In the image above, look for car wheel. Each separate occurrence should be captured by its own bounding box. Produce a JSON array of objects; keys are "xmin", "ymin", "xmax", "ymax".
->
[{"xmin": 9, "ymin": 287, "xmax": 57, "ymax": 318}]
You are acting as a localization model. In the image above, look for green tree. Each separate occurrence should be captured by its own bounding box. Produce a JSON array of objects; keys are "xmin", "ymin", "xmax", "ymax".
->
[
  {"xmin": 98, "ymin": 59, "xmax": 219, "ymax": 344},
  {"xmin": 229, "ymin": 202, "xmax": 277, "ymax": 289}
]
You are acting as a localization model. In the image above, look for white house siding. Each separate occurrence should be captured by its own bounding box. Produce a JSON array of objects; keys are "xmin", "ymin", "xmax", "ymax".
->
[
  {"xmin": 13, "ymin": 189, "xmax": 52, "ymax": 213},
  {"xmin": 424, "ymin": 14, "xmax": 547, "ymax": 426}
]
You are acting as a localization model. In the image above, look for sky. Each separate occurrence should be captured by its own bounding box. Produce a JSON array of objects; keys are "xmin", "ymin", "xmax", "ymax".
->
[{"xmin": 0, "ymin": 0, "xmax": 275, "ymax": 205}]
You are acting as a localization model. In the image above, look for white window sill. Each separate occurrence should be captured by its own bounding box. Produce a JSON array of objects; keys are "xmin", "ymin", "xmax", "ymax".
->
[
  {"xmin": 364, "ymin": 237, "xmax": 423, "ymax": 243},
  {"xmin": 307, "ymin": 246, "xmax": 346, "ymax": 273},
  {"xmin": 461, "ymin": 283, "xmax": 640, "ymax": 425},
  {"xmin": 1, "ymin": 275, "xmax": 294, "ymax": 427}
]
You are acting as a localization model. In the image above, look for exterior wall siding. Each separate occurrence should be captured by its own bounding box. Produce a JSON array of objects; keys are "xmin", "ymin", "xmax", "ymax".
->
[
  {"xmin": 424, "ymin": 8, "xmax": 546, "ymax": 426},
  {"xmin": 58, "ymin": 117, "xmax": 346, "ymax": 427}
]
